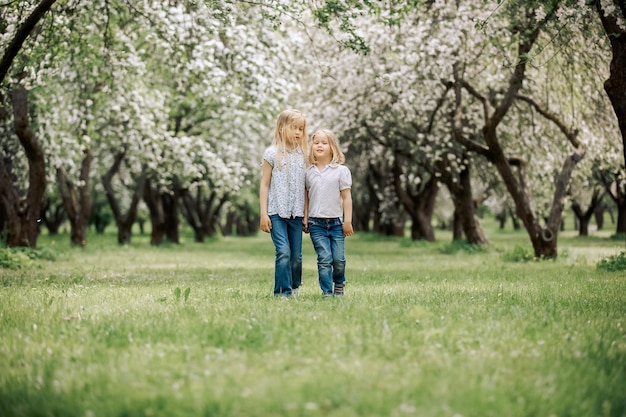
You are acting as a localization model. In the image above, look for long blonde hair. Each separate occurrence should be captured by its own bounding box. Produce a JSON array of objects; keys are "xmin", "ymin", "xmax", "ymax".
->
[
  {"xmin": 308, "ymin": 129, "xmax": 345, "ymax": 165},
  {"xmin": 273, "ymin": 109, "xmax": 308, "ymax": 168}
]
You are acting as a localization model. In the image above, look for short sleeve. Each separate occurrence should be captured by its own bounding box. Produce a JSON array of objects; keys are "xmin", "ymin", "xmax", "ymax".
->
[
  {"xmin": 263, "ymin": 146, "xmax": 276, "ymax": 167},
  {"xmin": 339, "ymin": 166, "xmax": 352, "ymax": 190},
  {"xmin": 305, "ymin": 166, "xmax": 313, "ymax": 191}
]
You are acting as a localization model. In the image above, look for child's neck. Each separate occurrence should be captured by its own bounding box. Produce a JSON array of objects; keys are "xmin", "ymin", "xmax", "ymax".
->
[
  {"xmin": 315, "ymin": 157, "xmax": 331, "ymax": 168},
  {"xmin": 285, "ymin": 138, "xmax": 298, "ymax": 151}
]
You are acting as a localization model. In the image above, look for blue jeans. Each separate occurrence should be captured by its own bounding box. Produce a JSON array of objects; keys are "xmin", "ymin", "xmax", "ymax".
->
[
  {"xmin": 270, "ymin": 215, "xmax": 303, "ymax": 296},
  {"xmin": 308, "ymin": 217, "xmax": 346, "ymax": 295}
]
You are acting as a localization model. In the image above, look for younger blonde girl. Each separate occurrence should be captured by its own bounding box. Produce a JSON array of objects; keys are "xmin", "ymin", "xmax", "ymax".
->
[{"xmin": 304, "ymin": 129, "xmax": 353, "ymax": 296}]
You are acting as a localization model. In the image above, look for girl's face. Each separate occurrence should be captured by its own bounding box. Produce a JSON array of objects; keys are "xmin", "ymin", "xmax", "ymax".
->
[
  {"xmin": 286, "ymin": 118, "xmax": 305, "ymax": 143},
  {"xmin": 312, "ymin": 133, "xmax": 332, "ymax": 160}
]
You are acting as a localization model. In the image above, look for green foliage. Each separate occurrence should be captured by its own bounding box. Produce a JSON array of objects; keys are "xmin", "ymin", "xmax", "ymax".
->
[
  {"xmin": 173, "ymin": 286, "xmax": 191, "ymax": 302},
  {"xmin": 597, "ymin": 251, "xmax": 626, "ymax": 272},
  {"xmin": 0, "ymin": 246, "xmax": 56, "ymax": 269},
  {"xmin": 90, "ymin": 197, "xmax": 113, "ymax": 234},
  {"xmin": 498, "ymin": 245, "xmax": 571, "ymax": 263},
  {"xmin": 30, "ymin": 246, "xmax": 57, "ymax": 262},
  {"xmin": 0, "ymin": 248, "xmax": 31, "ymax": 269},
  {"xmin": 609, "ymin": 232, "xmax": 626, "ymax": 242},
  {"xmin": 501, "ymin": 245, "xmax": 535, "ymax": 262},
  {"xmin": 313, "ymin": 0, "xmax": 371, "ymax": 54}
]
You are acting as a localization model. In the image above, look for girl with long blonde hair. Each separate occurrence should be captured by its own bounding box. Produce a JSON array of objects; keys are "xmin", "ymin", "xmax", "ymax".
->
[{"xmin": 259, "ymin": 109, "xmax": 308, "ymax": 297}]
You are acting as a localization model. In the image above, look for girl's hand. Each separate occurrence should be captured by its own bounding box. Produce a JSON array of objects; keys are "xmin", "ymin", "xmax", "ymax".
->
[
  {"xmin": 302, "ymin": 218, "xmax": 309, "ymax": 234},
  {"xmin": 260, "ymin": 215, "xmax": 272, "ymax": 233},
  {"xmin": 343, "ymin": 222, "xmax": 353, "ymax": 237}
]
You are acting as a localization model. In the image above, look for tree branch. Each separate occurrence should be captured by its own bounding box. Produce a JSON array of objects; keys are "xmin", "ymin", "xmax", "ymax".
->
[
  {"xmin": 460, "ymin": 80, "xmax": 490, "ymax": 125},
  {"xmin": 0, "ymin": 0, "xmax": 57, "ymax": 84},
  {"xmin": 489, "ymin": 5, "xmax": 559, "ymax": 130},
  {"xmin": 516, "ymin": 94, "xmax": 581, "ymax": 149},
  {"xmin": 451, "ymin": 62, "xmax": 491, "ymax": 157}
]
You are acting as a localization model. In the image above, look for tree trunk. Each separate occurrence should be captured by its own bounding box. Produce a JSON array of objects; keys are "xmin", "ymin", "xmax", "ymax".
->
[
  {"xmin": 578, "ymin": 212, "xmax": 590, "ymax": 236},
  {"xmin": 609, "ymin": 192, "xmax": 623, "ymax": 236},
  {"xmin": 445, "ymin": 159, "xmax": 488, "ymax": 245},
  {"xmin": 596, "ymin": 1, "xmax": 626, "ymax": 172},
  {"xmin": 495, "ymin": 210, "xmax": 507, "ymax": 229},
  {"xmin": 222, "ymin": 201, "xmax": 259, "ymax": 237},
  {"xmin": 594, "ymin": 204, "xmax": 605, "ymax": 230},
  {"xmin": 372, "ymin": 210, "xmax": 382, "ymax": 234},
  {"xmin": 571, "ymin": 204, "xmax": 590, "ymax": 236},
  {"xmin": 101, "ymin": 151, "xmax": 146, "ymax": 245},
  {"xmin": 40, "ymin": 198, "xmax": 65, "ymax": 235},
  {"xmin": 365, "ymin": 161, "xmax": 385, "ymax": 234},
  {"xmin": 144, "ymin": 181, "xmax": 180, "ymax": 245},
  {"xmin": 180, "ymin": 188, "xmax": 228, "ymax": 242},
  {"xmin": 571, "ymin": 189, "xmax": 601, "ymax": 237},
  {"xmin": 0, "ymin": 1, "xmax": 55, "ymax": 245},
  {"xmin": 222, "ymin": 211, "xmax": 236, "ymax": 236},
  {"xmin": 616, "ymin": 202, "xmax": 626, "ymax": 236},
  {"xmin": 375, "ymin": 205, "xmax": 406, "ymax": 237},
  {"xmin": 144, "ymin": 179, "xmax": 165, "ymax": 245},
  {"xmin": 180, "ymin": 188, "xmax": 202, "ymax": 242},
  {"xmin": 353, "ymin": 201, "xmax": 370, "ymax": 232},
  {"xmin": 595, "ymin": 169, "xmax": 626, "ymax": 236},
  {"xmin": 0, "ymin": 86, "xmax": 46, "ymax": 247},
  {"xmin": 451, "ymin": 21, "xmax": 583, "ymax": 259},
  {"xmin": 451, "ymin": 210, "xmax": 463, "ymax": 240},
  {"xmin": 203, "ymin": 194, "xmax": 228, "ymax": 238},
  {"xmin": 163, "ymin": 192, "xmax": 180, "ymax": 243},
  {"xmin": 57, "ymin": 149, "xmax": 92, "ymax": 246},
  {"xmin": 240, "ymin": 209, "xmax": 260, "ymax": 236},
  {"xmin": 499, "ymin": 145, "xmax": 583, "ymax": 259},
  {"xmin": 392, "ymin": 158, "xmax": 437, "ymax": 242},
  {"xmin": 595, "ymin": 1, "xmax": 626, "ymax": 236},
  {"xmin": 0, "ymin": 201, "xmax": 6, "ymax": 236},
  {"xmin": 509, "ymin": 208, "xmax": 521, "ymax": 230},
  {"xmin": 410, "ymin": 210, "xmax": 435, "ymax": 241}
]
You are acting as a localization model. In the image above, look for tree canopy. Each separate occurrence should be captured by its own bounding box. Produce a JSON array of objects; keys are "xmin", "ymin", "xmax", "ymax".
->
[{"xmin": 0, "ymin": 0, "xmax": 624, "ymax": 257}]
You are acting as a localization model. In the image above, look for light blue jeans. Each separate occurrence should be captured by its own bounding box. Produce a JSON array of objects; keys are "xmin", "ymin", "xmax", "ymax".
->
[
  {"xmin": 270, "ymin": 215, "xmax": 303, "ymax": 296},
  {"xmin": 308, "ymin": 217, "xmax": 346, "ymax": 295}
]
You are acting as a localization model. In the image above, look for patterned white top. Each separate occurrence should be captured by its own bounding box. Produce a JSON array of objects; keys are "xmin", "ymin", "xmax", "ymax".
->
[
  {"xmin": 305, "ymin": 163, "xmax": 352, "ymax": 219},
  {"xmin": 263, "ymin": 145, "xmax": 306, "ymax": 218}
]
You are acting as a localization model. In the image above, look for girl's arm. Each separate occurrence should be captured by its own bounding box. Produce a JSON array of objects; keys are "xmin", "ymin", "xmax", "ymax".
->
[
  {"xmin": 341, "ymin": 188, "xmax": 353, "ymax": 237},
  {"xmin": 259, "ymin": 160, "xmax": 273, "ymax": 233},
  {"xmin": 303, "ymin": 189, "xmax": 309, "ymax": 233}
]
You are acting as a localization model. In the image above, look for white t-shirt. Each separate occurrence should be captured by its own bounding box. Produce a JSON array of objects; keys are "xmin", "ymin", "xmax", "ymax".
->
[
  {"xmin": 263, "ymin": 145, "xmax": 306, "ymax": 218},
  {"xmin": 305, "ymin": 163, "xmax": 352, "ymax": 219}
]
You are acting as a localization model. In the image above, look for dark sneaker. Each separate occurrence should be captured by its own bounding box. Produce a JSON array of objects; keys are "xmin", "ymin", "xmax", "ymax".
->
[{"xmin": 333, "ymin": 284, "xmax": 344, "ymax": 296}]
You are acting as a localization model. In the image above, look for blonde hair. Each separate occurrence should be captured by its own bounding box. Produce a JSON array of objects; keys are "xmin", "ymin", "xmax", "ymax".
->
[
  {"xmin": 308, "ymin": 129, "xmax": 345, "ymax": 165},
  {"xmin": 273, "ymin": 109, "xmax": 308, "ymax": 168}
]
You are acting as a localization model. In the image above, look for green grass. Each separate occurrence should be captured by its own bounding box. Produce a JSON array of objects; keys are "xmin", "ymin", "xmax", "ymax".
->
[{"xmin": 1, "ymin": 220, "xmax": 625, "ymax": 417}]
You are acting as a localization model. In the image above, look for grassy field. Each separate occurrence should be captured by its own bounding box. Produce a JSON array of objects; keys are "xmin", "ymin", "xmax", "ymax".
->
[{"xmin": 1, "ymin": 220, "xmax": 625, "ymax": 417}]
